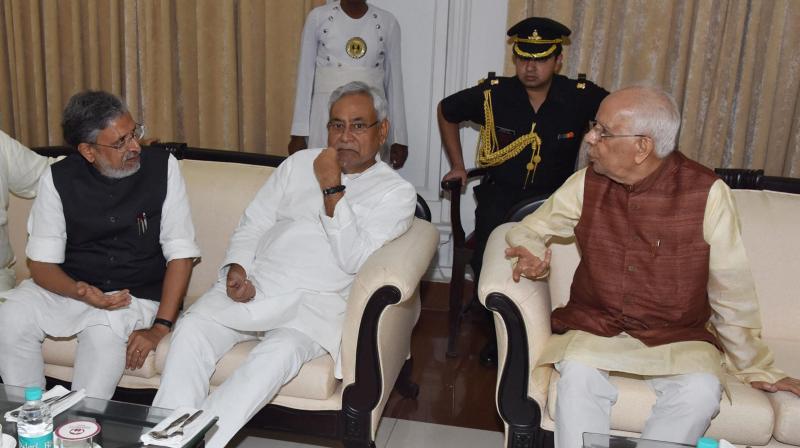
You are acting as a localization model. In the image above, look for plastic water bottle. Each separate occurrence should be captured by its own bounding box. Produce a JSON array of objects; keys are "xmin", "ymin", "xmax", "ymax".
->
[{"xmin": 17, "ymin": 387, "xmax": 54, "ymax": 448}]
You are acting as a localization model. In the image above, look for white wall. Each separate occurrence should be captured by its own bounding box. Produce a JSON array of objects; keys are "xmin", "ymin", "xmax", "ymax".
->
[{"xmin": 370, "ymin": 0, "xmax": 509, "ymax": 281}]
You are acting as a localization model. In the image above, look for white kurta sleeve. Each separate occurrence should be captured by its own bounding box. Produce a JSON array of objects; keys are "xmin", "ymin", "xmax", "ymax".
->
[
  {"xmin": 220, "ymin": 157, "xmax": 291, "ymax": 278},
  {"xmin": 2, "ymin": 131, "xmax": 49, "ymax": 199},
  {"xmin": 319, "ymin": 181, "xmax": 416, "ymax": 274},
  {"xmin": 703, "ymin": 180, "xmax": 786, "ymax": 383},
  {"xmin": 25, "ymin": 168, "xmax": 67, "ymax": 263},
  {"xmin": 159, "ymin": 155, "xmax": 201, "ymax": 262},
  {"xmin": 290, "ymin": 8, "xmax": 321, "ymax": 137},
  {"xmin": 383, "ymin": 14, "xmax": 407, "ymax": 146}
]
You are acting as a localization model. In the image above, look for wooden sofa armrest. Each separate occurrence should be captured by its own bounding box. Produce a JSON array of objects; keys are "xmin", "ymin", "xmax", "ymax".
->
[{"xmin": 478, "ymin": 222, "xmax": 554, "ymax": 447}]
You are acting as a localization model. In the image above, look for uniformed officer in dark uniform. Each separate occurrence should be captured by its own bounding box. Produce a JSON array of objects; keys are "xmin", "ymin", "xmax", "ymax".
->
[{"xmin": 438, "ymin": 17, "xmax": 608, "ymax": 365}]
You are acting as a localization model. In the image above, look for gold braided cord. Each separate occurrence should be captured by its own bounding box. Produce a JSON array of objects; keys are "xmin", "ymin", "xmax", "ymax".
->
[
  {"xmin": 512, "ymin": 37, "xmax": 563, "ymax": 45},
  {"xmin": 513, "ymin": 43, "xmax": 557, "ymax": 59},
  {"xmin": 477, "ymin": 89, "xmax": 543, "ymax": 185}
]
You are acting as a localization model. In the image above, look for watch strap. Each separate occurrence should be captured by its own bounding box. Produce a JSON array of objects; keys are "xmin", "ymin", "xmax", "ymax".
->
[
  {"xmin": 322, "ymin": 185, "xmax": 346, "ymax": 195},
  {"xmin": 153, "ymin": 317, "xmax": 174, "ymax": 330}
]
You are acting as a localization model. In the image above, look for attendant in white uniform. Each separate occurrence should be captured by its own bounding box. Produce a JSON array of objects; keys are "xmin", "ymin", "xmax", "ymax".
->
[
  {"xmin": 289, "ymin": 0, "xmax": 408, "ymax": 169},
  {"xmin": 0, "ymin": 91, "xmax": 200, "ymax": 399},
  {"xmin": 154, "ymin": 81, "xmax": 416, "ymax": 448},
  {"xmin": 0, "ymin": 131, "xmax": 50, "ymax": 291}
]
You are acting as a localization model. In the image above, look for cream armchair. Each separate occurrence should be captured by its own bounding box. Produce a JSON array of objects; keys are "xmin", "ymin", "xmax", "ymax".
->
[
  {"xmin": 479, "ymin": 171, "xmax": 800, "ymax": 448},
  {"xmin": 5, "ymin": 145, "xmax": 439, "ymax": 448}
]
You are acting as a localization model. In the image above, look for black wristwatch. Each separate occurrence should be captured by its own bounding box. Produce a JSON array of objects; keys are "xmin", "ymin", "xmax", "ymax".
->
[
  {"xmin": 322, "ymin": 185, "xmax": 346, "ymax": 196},
  {"xmin": 153, "ymin": 318, "xmax": 174, "ymax": 331}
]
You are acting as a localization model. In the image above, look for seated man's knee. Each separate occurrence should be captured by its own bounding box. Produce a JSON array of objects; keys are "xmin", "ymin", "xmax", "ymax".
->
[
  {"xmin": 79, "ymin": 325, "xmax": 125, "ymax": 351},
  {"xmin": 0, "ymin": 301, "xmax": 37, "ymax": 346},
  {"xmin": 680, "ymin": 373, "xmax": 722, "ymax": 417},
  {"xmin": 557, "ymin": 361, "xmax": 609, "ymax": 399}
]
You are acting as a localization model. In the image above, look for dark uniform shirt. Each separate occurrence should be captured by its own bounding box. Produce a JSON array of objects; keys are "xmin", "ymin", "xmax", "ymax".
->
[
  {"xmin": 441, "ymin": 73, "xmax": 608, "ymax": 276},
  {"xmin": 441, "ymin": 73, "xmax": 608, "ymax": 194}
]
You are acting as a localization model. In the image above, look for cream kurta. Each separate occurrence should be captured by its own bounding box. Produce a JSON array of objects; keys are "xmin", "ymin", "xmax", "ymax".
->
[
  {"xmin": 506, "ymin": 168, "xmax": 785, "ymax": 388},
  {"xmin": 290, "ymin": 1, "xmax": 407, "ymax": 148},
  {"xmin": 0, "ymin": 131, "xmax": 49, "ymax": 291},
  {"xmin": 187, "ymin": 148, "xmax": 416, "ymax": 374}
]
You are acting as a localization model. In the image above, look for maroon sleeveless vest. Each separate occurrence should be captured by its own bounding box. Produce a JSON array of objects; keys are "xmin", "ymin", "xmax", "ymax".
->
[{"xmin": 552, "ymin": 152, "xmax": 722, "ymax": 349}]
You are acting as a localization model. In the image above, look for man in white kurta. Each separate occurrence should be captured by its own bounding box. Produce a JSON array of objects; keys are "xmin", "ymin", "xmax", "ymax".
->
[
  {"xmin": 154, "ymin": 81, "xmax": 416, "ymax": 448},
  {"xmin": 506, "ymin": 87, "xmax": 800, "ymax": 448},
  {"xmin": 289, "ymin": 0, "xmax": 408, "ymax": 168},
  {"xmin": 0, "ymin": 131, "xmax": 50, "ymax": 291},
  {"xmin": 0, "ymin": 91, "xmax": 199, "ymax": 399}
]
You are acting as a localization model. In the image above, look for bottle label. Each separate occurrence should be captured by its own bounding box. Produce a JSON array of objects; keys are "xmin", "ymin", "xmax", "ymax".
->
[{"xmin": 19, "ymin": 433, "xmax": 54, "ymax": 448}]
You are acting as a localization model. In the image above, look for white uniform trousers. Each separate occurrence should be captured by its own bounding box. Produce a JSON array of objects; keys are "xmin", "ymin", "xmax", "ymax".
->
[
  {"xmin": 0, "ymin": 294, "xmax": 158, "ymax": 400},
  {"xmin": 153, "ymin": 313, "xmax": 325, "ymax": 448},
  {"xmin": 554, "ymin": 360, "xmax": 722, "ymax": 448}
]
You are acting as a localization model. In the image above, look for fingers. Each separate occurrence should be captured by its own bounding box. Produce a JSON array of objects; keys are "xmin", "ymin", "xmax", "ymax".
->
[
  {"xmin": 506, "ymin": 246, "xmax": 551, "ymax": 281},
  {"xmin": 104, "ymin": 290, "xmax": 132, "ymax": 310}
]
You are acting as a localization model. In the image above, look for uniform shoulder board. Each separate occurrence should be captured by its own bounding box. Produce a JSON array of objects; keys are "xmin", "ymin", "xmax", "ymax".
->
[
  {"xmin": 478, "ymin": 71, "xmax": 500, "ymax": 87},
  {"xmin": 576, "ymin": 73, "xmax": 587, "ymax": 90}
]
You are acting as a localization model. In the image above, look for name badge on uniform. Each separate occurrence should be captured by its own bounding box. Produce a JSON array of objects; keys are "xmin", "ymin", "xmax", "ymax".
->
[{"xmin": 346, "ymin": 37, "xmax": 367, "ymax": 59}]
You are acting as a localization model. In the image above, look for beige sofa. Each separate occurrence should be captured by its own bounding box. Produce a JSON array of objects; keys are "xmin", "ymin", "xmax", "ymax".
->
[
  {"xmin": 5, "ymin": 148, "xmax": 439, "ymax": 448},
  {"xmin": 479, "ymin": 185, "xmax": 800, "ymax": 448}
]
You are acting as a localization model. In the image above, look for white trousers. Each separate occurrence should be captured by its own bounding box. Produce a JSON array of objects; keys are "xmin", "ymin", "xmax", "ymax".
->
[
  {"xmin": 0, "ymin": 296, "xmax": 152, "ymax": 400},
  {"xmin": 153, "ymin": 313, "xmax": 325, "ymax": 448},
  {"xmin": 554, "ymin": 360, "xmax": 722, "ymax": 448}
]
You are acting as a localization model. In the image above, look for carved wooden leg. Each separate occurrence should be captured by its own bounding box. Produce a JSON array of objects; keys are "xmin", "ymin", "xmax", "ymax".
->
[
  {"xmin": 447, "ymin": 247, "xmax": 470, "ymax": 357},
  {"xmin": 394, "ymin": 358, "xmax": 420, "ymax": 399}
]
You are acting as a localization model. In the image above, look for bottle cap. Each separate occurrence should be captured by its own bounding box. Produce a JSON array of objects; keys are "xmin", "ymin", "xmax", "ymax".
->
[
  {"xmin": 24, "ymin": 387, "xmax": 42, "ymax": 401},
  {"xmin": 697, "ymin": 437, "xmax": 718, "ymax": 448}
]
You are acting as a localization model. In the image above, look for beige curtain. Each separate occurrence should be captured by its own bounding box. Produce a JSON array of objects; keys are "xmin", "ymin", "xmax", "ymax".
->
[
  {"xmin": 0, "ymin": 0, "xmax": 323, "ymax": 155},
  {"xmin": 507, "ymin": 0, "xmax": 800, "ymax": 176}
]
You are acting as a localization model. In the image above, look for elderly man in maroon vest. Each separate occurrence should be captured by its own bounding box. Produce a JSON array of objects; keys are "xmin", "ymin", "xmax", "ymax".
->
[{"xmin": 504, "ymin": 86, "xmax": 800, "ymax": 448}]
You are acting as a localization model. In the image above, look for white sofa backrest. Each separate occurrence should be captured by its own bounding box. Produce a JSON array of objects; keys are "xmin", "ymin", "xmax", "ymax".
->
[
  {"xmin": 544, "ymin": 189, "xmax": 800, "ymax": 344},
  {"xmin": 732, "ymin": 189, "xmax": 800, "ymax": 342},
  {"xmin": 178, "ymin": 159, "xmax": 275, "ymax": 305},
  {"xmin": 6, "ymin": 158, "xmax": 277, "ymax": 308}
]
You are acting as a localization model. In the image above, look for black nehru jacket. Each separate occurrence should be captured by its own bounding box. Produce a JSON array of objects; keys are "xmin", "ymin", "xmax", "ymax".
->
[
  {"xmin": 441, "ymin": 73, "xmax": 608, "ymax": 194},
  {"xmin": 51, "ymin": 148, "xmax": 169, "ymax": 301}
]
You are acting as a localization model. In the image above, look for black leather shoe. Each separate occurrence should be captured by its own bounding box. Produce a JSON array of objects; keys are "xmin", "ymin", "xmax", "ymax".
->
[{"xmin": 479, "ymin": 340, "xmax": 498, "ymax": 367}]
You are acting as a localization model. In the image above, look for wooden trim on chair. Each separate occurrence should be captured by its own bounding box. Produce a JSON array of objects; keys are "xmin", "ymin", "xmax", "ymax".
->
[
  {"xmin": 340, "ymin": 285, "xmax": 402, "ymax": 448},
  {"xmin": 485, "ymin": 292, "xmax": 553, "ymax": 448}
]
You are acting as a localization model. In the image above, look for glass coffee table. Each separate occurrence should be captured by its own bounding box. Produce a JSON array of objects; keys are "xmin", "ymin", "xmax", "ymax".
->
[
  {"xmin": 1, "ymin": 384, "xmax": 215, "ymax": 448},
  {"xmin": 584, "ymin": 433, "xmax": 694, "ymax": 448}
]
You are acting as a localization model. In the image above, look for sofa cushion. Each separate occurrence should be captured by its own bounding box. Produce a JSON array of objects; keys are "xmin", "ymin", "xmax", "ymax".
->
[
  {"xmin": 546, "ymin": 370, "xmax": 775, "ymax": 446},
  {"xmin": 764, "ymin": 339, "xmax": 800, "ymax": 444},
  {"xmin": 733, "ymin": 190, "xmax": 800, "ymax": 343},
  {"xmin": 178, "ymin": 159, "xmax": 275, "ymax": 306},
  {"xmin": 42, "ymin": 336, "xmax": 159, "ymax": 379}
]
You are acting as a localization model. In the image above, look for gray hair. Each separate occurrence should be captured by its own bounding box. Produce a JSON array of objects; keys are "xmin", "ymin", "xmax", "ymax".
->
[
  {"xmin": 328, "ymin": 81, "xmax": 388, "ymax": 122},
  {"xmin": 62, "ymin": 90, "xmax": 128, "ymax": 148},
  {"xmin": 617, "ymin": 86, "xmax": 681, "ymax": 158}
]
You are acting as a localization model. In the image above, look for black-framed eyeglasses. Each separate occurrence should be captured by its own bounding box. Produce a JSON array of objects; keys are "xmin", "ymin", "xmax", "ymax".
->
[
  {"xmin": 326, "ymin": 120, "xmax": 379, "ymax": 135},
  {"xmin": 91, "ymin": 123, "xmax": 145, "ymax": 151},
  {"xmin": 588, "ymin": 120, "xmax": 647, "ymax": 140}
]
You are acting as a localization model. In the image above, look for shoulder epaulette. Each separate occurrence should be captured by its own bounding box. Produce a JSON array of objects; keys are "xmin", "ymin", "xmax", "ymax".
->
[
  {"xmin": 576, "ymin": 73, "xmax": 587, "ymax": 90},
  {"xmin": 478, "ymin": 71, "xmax": 500, "ymax": 87}
]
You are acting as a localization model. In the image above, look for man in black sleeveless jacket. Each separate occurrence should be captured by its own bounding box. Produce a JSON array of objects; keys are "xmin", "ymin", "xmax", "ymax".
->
[{"xmin": 0, "ymin": 91, "xmax": 200, "ymax": 399}]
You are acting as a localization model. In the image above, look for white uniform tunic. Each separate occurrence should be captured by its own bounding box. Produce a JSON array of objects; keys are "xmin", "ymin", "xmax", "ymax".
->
[
  {"xmin": 0, "ymin": 131, "xmax": 49, "ymax": 291},
  {"xmin": 290, "ymin": 1, "xmax": 407, "ymax": 148},
  {"xmin": 187, "ymin": 148, "xmax": 417, "ymax": 370}
]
